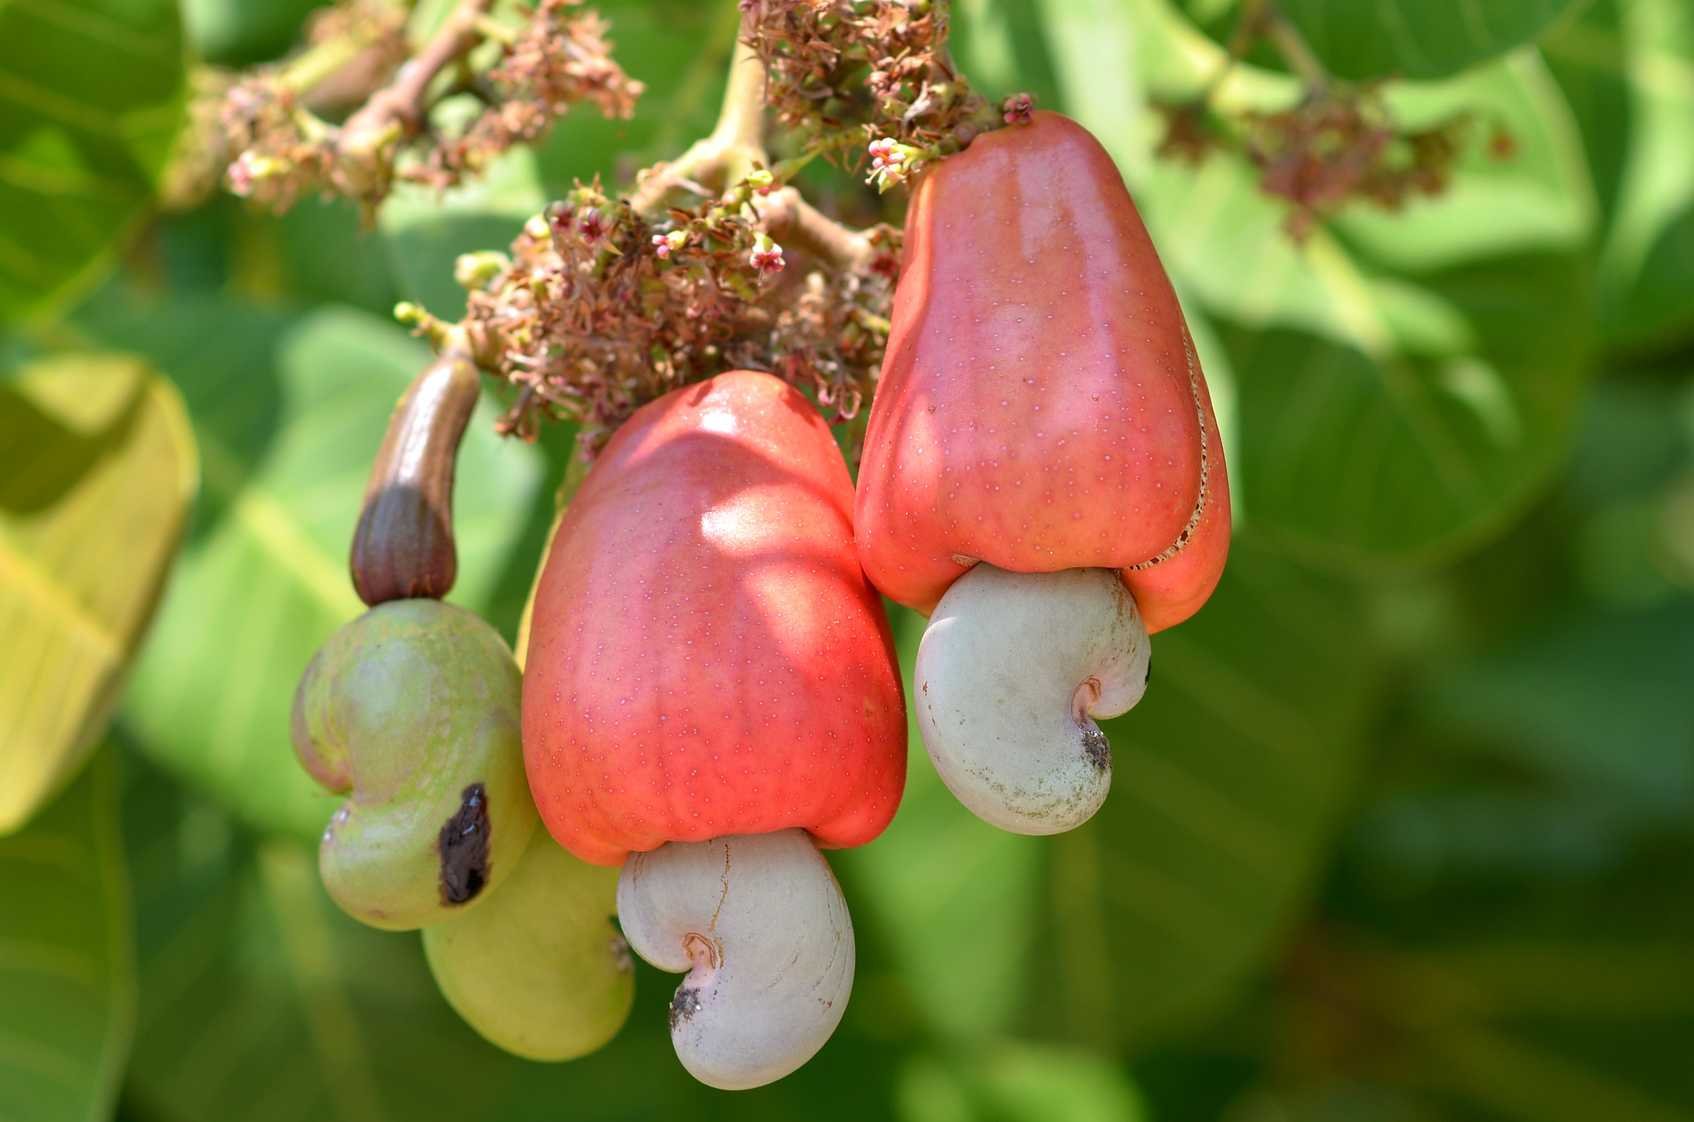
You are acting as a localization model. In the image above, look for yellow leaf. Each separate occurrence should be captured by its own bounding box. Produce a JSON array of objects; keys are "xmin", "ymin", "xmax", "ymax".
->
[{"xmin": 0, "ymin": 354, "xmax": 196, "ymax": 832}]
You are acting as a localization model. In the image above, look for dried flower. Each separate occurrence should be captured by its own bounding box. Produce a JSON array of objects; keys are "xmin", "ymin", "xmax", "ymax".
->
[
  {"xmin": 742, "ymin": 0, "xmax": 995, "ymax": 171},
  {"xmin": 1152, "ymin": 97, "xmax": 1224, "ymax": 166},
  {"xmin": 218, "ymin": 0, "xmax": 643, "ymax": 215},
  {"xmin": 1241, "ymin": 88, "xmax": 1469, "ymax": 239}
]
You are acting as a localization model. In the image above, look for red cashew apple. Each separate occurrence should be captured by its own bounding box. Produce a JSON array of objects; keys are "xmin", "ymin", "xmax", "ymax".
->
[
  {"xmin": 855, "ymin": 110, "xmax": 1231, "ymax": 835},
  {"xmin": 522, "ymin": 370, "xmax": 906, "ymax": 1089}
]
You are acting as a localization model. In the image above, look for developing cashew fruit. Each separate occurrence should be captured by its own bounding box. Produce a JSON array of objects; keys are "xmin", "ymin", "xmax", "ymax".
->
[
  {"xmin": 423, "ymin": 831, "xmax": 634, "ymax": 1061},
  {"xmin": 291, "ymin": 599, "xmax": 538, "ymax": 929},
  {"xmin": 855, "ymin": 111, "xmax": 1231, "ymax": 835},
  {"xmin": 523, "ymin": 370, "xmax": 905, "ymax": 1088}
]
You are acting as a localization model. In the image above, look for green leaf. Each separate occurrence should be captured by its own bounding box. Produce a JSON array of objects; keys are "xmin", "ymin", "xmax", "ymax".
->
[
  {"xmin": 77, "ymin": 293, "xmax": 544, "ymax": 840},
  {"xmin": 0, "ymin": 751, "xmax": 135, "ymax": 1122},
  {"xmin": 181, "ymin": 0, "xmax": 325, "ymax": 67},
  {"xmin": 1040, "ymin": 540, "xmax": 1379, "ymax": 1046},
  {"xmin": 0, "ymin": 353, "xmax": 195, "ymax": 833},
  {"xmin": 122, "ymin": 773, "xmax": 523, "ymax": 1122},
  {"xmin": 267, "ymin": 201, "xmax": 403, "ymax": 317},
  {"xmin": 1285, "ymin": 611, "xmax": 1694, "ymax": 1122},
  {"xmin": 1546, "ymin": 0, "xmax": 1694, "ymax": 354},
  {"xmin": 1273, "ymin": 0, "xmax": 1582, "ymax": 82},
  {"xmin": 896, "ymin": 1042, "xmax": 1150, "ymax": 1122},
  {"xmin": 948, "ymin": 0, "xmax": 1069, "ymax": 114},
  {"xmin": 121, "ymin": 760, "xmax": 564, "ymax": 1122},
  {"xmin": 1045, "ymin": 1, "xmax": 1596, "ymax": 571},
  {"xmin": 1425, "ymin": 601, "xmax": 1694, "ymax": 823},
  {"xmin": 0, "ymin": 0, "xmax": 186, "ymax": 325}
]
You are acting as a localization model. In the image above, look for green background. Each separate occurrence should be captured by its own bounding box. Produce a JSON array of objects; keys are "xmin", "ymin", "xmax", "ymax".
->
[{"xmin": 3, "ymin": 1, "xmax": 1692, "ymax": 1120}]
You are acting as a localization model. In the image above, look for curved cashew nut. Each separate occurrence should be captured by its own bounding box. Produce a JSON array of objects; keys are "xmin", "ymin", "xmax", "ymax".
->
[
  {"xmin": 914, "ymin": 565, "xmax": 1150, "ymax": 834},
  {"xmin": 616, "ymin": 830, "xmax": 854, "ymax": 1090}
]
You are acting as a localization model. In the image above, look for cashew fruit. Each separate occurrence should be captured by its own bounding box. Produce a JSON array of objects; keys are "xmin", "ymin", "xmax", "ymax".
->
[
  {"xmin": 291, "ymin": 598, "xmax": 537, "ymax": 929},
  {"xmin": 855, "ymin": 110, "xmax": 1230, "ymax": 634}
]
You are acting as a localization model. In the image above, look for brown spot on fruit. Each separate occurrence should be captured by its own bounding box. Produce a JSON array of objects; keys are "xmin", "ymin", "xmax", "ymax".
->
[
  {"xmin": 439, "ymin": 783, "xmax": 491, "ymax": 905},
  {"xmin": 1079, "ymin": 723, "xmax": 1111, "ymax": 773},
  {"xmin": 669, "ymin": 985, "xmax": 703, "ymax": 1030}
]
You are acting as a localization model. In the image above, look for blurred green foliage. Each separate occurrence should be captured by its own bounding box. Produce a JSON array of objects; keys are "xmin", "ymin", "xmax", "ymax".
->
[{"xmin": 2, "ymin": 1, "xmax": 1692, "ymax": 1120}]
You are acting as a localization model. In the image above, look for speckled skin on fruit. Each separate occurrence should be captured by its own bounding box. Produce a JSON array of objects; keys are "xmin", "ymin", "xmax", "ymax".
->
[
  {"xmin": 854, "ymin": 111, "xmax": 1231, "ymax": 633},
  {"xmin": 522, "ymin": 371, "xmax": 907, "ymax": 867}
]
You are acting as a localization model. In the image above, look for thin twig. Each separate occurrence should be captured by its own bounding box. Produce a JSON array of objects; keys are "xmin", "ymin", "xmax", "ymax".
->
[
  {"xmin": 351, "ymin": 0, "xmax": 495, "ymax": 138},
  {"xmin": 757, "ymin": 188, "xmax": 876, "ymax": 271},
  {"xmin": 1197, "ymin": 0, "xmax": 1269, "ymax": 103},
  {"xmin": 1257, "ymin": 0, "xmax": 1332, "ymax": 93},
  {"xmin": 627, "ymin": 15, "xmax": 769, "ymax": 214}
]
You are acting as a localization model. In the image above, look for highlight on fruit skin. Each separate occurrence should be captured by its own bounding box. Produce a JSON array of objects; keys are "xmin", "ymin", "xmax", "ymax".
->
[
  {"xmin": 291, "ymin": 598, "xmax": 537, "ymax": 929},
  {"xmin": 520, "ymin": 370, "xmax": 906, "ymax": 1088},
  {"xmin": 617, "ymin": 830, "xmax": 854, "ymax": 1091},
  {"xmin": 854, "ymin": 110, "xmax": 1231, "ymax": 836},
  {"xmin": 423, "ymin": 831, "xmax": 634, "ymax": 1062}
]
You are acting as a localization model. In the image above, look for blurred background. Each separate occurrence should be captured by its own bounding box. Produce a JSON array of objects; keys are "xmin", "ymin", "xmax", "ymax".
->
[{"xmin": 2, "ymin": 0, "xmax": 1692, "ymax": 1120}]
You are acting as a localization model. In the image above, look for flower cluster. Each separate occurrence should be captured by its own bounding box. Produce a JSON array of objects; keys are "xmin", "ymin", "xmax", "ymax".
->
[
  {"xmin": 1147, "ymin": 0, "xmax": 1499, "ymax": 241},
  {"xmin": 410, "ymin": 1, "xmax": 644, "ymax": 190},
  {"xmin": 445, "ymin": 178, "xmax": 897, "ymax": 455},
  {"xmin": 219, "ymin": 0, "xmax": 641, "ymax": 218},
  {"xmin": 219, "ymin": 81, "xmax": 323, "ymax": 211},
  {"xmin": 1154, "ymin": 88, "xmax": 1474, "ymax": 241},
  {"xmin": 739, "ymin": 0, "xmax": 995, "ymax": 180},
  {"xmin": 1244, "ymin": 92, "xmax": 1469, "ymax": 239},
  {"xmin": 865, "ymin": 135, "xmax": 923, "ymax": 191}
]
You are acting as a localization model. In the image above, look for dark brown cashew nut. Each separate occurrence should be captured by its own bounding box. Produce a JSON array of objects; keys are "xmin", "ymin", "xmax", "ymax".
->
[{"xmin": 349, "ymin": 350, "xmax": 481, "ymax": 607}]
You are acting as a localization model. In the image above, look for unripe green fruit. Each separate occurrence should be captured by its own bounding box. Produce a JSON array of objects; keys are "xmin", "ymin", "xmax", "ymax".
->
[
  {"xmin": 291, "ymin": 599, "xmax": 537, "ymax": 930},
  {"xmin": 423, "ymin": 833, "xmax": 635, "ymax": 1061}
]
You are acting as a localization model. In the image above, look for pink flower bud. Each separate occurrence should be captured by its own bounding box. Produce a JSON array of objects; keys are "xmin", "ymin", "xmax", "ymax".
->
[
  {"xmin": 750, "ymin": 235, "xmax": 785, "ymax": 273},
  {"xmin": 227, "ymin": 152, "xmax": 259, "ymax": 197},
  {"xmin": 1002, "ymin": 93, "xmax": 1036, "ymax": 125}
]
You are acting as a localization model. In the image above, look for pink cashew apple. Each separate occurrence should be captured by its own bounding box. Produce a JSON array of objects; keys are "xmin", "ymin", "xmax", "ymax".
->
[
  {"xmin": 523, "ymin": 370, "xmax": 906, "ymax": 1089},
  {"xmin": 855, "ymin": 111, "xmax": 1231, "ymax": 835}
]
